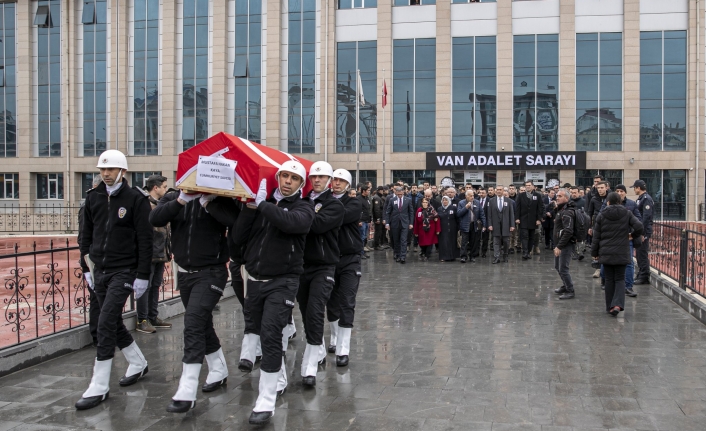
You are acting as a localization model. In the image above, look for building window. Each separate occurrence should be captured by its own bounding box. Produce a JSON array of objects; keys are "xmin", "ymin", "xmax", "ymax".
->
[
  {"xmin": 182, "ymin": 0, "xmax": 209, "ymax": 151},
  {"xmin": 357, "ymin": 170, "xmax": 377, "ymax": 187},
  {"xmin": 393, "ymin": 38, "xmax": 436, "ymax": 153},
  {"xmin": 80, "ymin": 173, "xmax": 101, "ymax": 199},
  {"xmin": 82, "ymin": 0, "xmax": 108, "ymax": 157},
  {"xmin": 575, "ymin": 169, "xmax": 623, "ymax": 190},
  {"xmin": 36, "ymin": 173, "xmax": 63, "ymax": 199},
  {"xmin": 639, "ymin": 169, "xmax": 687, "ymax": 221},
  {"xmin": 134, "ymin": 0, "xmax": 159, "ymax": 156},
  {"xmin": 452, "ymin": 36, "xmax": 496, "ymax": 152},
  {"xmin": 640, "ymin": 31, "xmax": 686, "ymax": 151},
  {"xmin": 576, "ymin": 33, "xmax": 622, "ymax": 152},
  {"xmin": 131, "ymin": 171, "xmax": 161, "ymax": 188},
  {"xmin": 391, "ymin": 170, "xmax": 436, "ymax": 186},
  {"xmin": 336, "ymin": 41, "xmax": 377, "ymax": 153},
  {"xmin": 0, "ymin": 3, "xmax": 16, "ymax": 158},
  {"xmin": 513, "ymin": 34, "xmax": 558, "ymax": 151},
  {"xmin": 453, "ymin": 0, "xmax": 496, "ymax": 2},
  {"xmin": 234, "ymin": 0, "xmax": 262, "ymax": 143},
  {"xmin": 287, "ymin": 0, "xmax": 316, "ymax": 154},
  {"xmin": 393, "ymin": 0, "xmax": 435, "ymax": 5},
  {"xmin": 35, "ymin": 0, "xmax": 61, "ymax": 157},
  {"xmin": 339, "ymin": 0, "xmax": 377, "ymax": 9},
  {"xmin": 0, "ymin": 173, "xmax": 18, "ymax": 199}
]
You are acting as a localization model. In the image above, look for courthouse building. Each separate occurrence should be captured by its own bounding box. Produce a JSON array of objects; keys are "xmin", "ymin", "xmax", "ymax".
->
[{"xmin": 0, "ymin": 0, "xmax": 702, "ymax": 220}]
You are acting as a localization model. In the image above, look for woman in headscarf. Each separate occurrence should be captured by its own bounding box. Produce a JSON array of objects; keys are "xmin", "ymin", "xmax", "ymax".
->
[
  {"xmin": 413, "ymin": 198, "xmax": 440, "ymax": 261},
  {"xmin": 437, "ymin": 195, "xmax": 460, "ymax": 262}
]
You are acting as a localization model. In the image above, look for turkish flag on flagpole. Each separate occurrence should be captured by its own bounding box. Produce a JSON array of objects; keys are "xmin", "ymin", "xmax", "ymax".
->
[{"xmin": 381, "ymin": 79, "xmax": 388, "ymax": 109}]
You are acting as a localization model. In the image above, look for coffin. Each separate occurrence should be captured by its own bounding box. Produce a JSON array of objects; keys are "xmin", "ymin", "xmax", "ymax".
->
[{"xmin": 176, "ymin": 132, "xmax": 314, "ymax": 200}]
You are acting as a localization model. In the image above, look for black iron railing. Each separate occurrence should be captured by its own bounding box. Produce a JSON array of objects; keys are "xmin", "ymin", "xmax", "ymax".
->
[
  {"xmin": 0, "ymin": 204, "xmax": 83, "ymax": 234},
  {"xmin": 651, "ymin": 222, "xmax": 706, "ymax": 298},
  {"xmin": 0, "ymin": 239, "xmax": 177, "ymax": 349}
]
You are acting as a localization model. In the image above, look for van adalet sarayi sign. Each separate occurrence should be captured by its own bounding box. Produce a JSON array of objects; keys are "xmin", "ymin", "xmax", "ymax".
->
[{"xmin": 426, "ymin": 151, "xmax": 587, "ymax": 170}]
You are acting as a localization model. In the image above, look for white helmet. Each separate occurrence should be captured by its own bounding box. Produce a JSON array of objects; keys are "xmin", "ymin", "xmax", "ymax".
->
[
  {"xmin": 332, "ymin": 168, "xmax": 352, "ymax": 190},
  {"xmin": 276, "ymin": 160, "xmax": 307, "ymax": 196},
  {"xmin": 308, "ymin": 161, "xmax": 334, "ymax": 178},
  {"xmin": 96, "ymin": 150, "xmax": 128, "ymax": 170}
]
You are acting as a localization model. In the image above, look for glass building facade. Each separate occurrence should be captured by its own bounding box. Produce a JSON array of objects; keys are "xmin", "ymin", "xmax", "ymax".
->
[
  {"xmin": 338, "ymin": 0, "xmax": 377, "ymax": 9},
  {"xmin": 336, "ymin": 41, "xmax": 377, "ymax": 153},
  {"xmin": 133, "ymin": 0, "xmax": 159, "ymax": 156},
  {"xmin": 287, "ymin": 0, "xmax": 316, "ymax": 154},
  {"xmin": 35, "ymin": 0, "xmax": 61, "ymax": 157},
  {"xmin": 393, "ymin": 38, "xmax": 436, "ymax": 153},
  {"xmin": 452, "ymin": 36, "xmax": 497, "ymax": 152},
  {"xmin": 576, "ymin": 33, "xmax": 622, "ymax": 152},
  {"xmin": 182, "ymin": 0, "xmax": 209, "ymax": 151},
  {"xmin": 640, "ymin": 169, "xmax": 687, "ymax": 221},
  {"xmin": 575, "ymin": 169, "xmax": 623, "ymax": 190},
  {"xmin": 392, "ymin": 170, "xmax": 436, "ymax": 186},
  {"xmin": 234, "ymin": 0, "xmax": 262, "ymax": 143},
  {"xmin": 0, "ymin": 2, "xmax": 15, "ymax": 158},
  {"xmin": 640, "ymin": 31, "xmax": 687, "ymax": 151},
  {"xmin": 513, "ymin": 34, "xmax": 558, "ymax": 152},
  {"xmin": 82, "ymin": 0, "xmax": 108, "ymax": 157}
]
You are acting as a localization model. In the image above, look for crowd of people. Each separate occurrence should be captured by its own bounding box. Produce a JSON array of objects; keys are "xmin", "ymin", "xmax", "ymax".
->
[{"xmin": 75, "ymin": 149, "xmax": 654, "ymax": 425}]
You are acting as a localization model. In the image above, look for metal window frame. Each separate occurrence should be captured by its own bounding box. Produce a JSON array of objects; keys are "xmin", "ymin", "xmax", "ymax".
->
[
  {"xmin": 82, "ymin": 1, "xmax": 96, "ymax": 25},
  {"xmin": 34, "ymin": 5, "xmax": 53, "ymax": 28}
]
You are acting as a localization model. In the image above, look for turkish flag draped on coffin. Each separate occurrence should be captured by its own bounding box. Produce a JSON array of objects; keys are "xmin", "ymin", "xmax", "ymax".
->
[{"xmin": 176, "ymin": 132, "xmax": 314, "ymax": 200}]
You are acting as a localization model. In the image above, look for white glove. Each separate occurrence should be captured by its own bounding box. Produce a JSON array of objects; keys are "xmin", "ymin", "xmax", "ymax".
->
[
  {"xmin": 133, "ymin": 278, "xmax": 149, "ymax": 299},
  {"xmin": 84, "ymin": 273, "xmax": 94, "ymax": 290},
  {"xmin": 178, "ymin": 191, "xmax": 202, "ymax": 203},
  {"xmin": 255, "ymin": 179, "xmax": 268, "ymax": 207},
  {"xmin": 199, "ymin": 194, "xmax": 216, "ymax": 207}
]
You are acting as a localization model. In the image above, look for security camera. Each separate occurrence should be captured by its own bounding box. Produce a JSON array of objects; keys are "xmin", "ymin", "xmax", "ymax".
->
[
  {"xmin": 501, "ymin": 146, "xmax": 505, "ymax": 150},
  {"xmin": 690, "ymin": 167, "xmax": 694, "ymax": 171}
]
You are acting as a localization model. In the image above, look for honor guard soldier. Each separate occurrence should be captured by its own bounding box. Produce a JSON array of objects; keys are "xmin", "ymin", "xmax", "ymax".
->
[
  {"xmin": 326, "ymin": 169, "xmax": 362, "ymax": 367},
  {"xmin": 149, "ymin": 187, "xmax": 239, "ymax": 413},
  {"xmin": 299, "ymin": 161, "xmax": 345, "ymax": 386},
  {"xmin": 234, "ymin": 161, "xmax": 315, "ymax": 425},
  {"xmin": 76, "ymin": 150, "xmax": 153, "ymax": 410},
  {"xmin": 632, "ymin": 179, "xmax": 654, "ymax": 285}
]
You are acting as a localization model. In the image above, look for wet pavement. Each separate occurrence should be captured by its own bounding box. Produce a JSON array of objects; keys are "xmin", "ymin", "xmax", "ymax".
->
[{"xmin": 1, "ymin": 248, "xmax": 706, "ymax": 430}]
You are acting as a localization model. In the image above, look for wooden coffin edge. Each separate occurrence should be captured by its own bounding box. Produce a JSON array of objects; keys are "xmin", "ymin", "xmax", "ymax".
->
[{"xmin": 177, "ymin": 170, "xmax": 253, "ymax": 201}]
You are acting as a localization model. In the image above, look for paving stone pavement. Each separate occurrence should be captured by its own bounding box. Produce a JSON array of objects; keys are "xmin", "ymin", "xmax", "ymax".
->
[{"xmin": 2, "ymin": 249, "xmax": 706, "ymax": 430}]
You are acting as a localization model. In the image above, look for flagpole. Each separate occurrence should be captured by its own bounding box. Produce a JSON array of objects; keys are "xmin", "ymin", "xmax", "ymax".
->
[
  {"xmin": 382, "ymin": 69, "xmax": 386, "ymax": 186},
  {"xmin": 356, "ymin": 69, "xmax": 360, "ymax": 186}
]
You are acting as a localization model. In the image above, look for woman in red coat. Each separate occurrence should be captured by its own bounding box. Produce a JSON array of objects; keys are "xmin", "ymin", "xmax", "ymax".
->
[{"xmin": 414, "ymin": 198, "xmax": 440, "ymax": 261}]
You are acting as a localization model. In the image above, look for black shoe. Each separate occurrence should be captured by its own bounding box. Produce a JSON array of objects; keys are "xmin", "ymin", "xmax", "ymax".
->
[
  {"xmin": 328, "ymin": 344, "xmax": 336, "ymax": 353},
  {"xmin": 522, "ymin": 255, "xmax": 529, "ymax": 260},
  {"xmin": 503, "ymin": 255, "xmax": 508, "ymax": 263},
  {"xmin": 395, "ymin": 257, "xmax": 400, "ymax": 262},
  {"xmin": 167, "ymin": 400, "xmax": 195, "ymax": 413},
  {"xmin": 545, "ymin": 245, "xmax": 551, "ymax": 250},
  {"xmin": 554, "ymin": 285, "xmax": 567, "ymax": 294},
  {"xmin": 336, "ymin": 355, "xmax": 349, "ymax": 367},
  {"xmin": 119, "ymin": 366, "xmax": 148, "ymax": 386},
  {"xmin": 75, "ymin": 392, "xmax": 109, "ymax": 410},
  {"xmin": 470, "ymin": 258, "xmax": 476, "ymax": 263},
  {"xmin": 400, "ymin": 259, "xmax": 405, "ymax": 264},
  {"xmin": 626, "ymin": 288, "xmax": 638, "ymax": 297},
  {"xmin": 559, "ymin": 292, "xmax": 575, "ymax": 300},
  {"xmin": 460, "ymin": 258, "xmax": 466, "ymax": 263},
  {"xmin": 238, "ymin": 359, "xmax": 254, "ymax": 372},
  {"xmin": 492, "ymin": 258, "xmax": 500, "ymax": 264},
  {"xmin": 374, "ymin": 246, "xmax": 383, "ymax": 251},
  {"xmin": 601, "ymin": 284, "xmax": 605, "ymax": 290},
  {"xmin": 578, "ymin": 255, "xmax": 585, "ymax": 261},
  {"xmin": 634, "ymin": 279, "xmax": 649, "ymax": 285},
  {"xmin": 509, "ymin": 249, "xmax": 515, "ymax": 254},
  {"xmin": 302, "ymin": 376, "xmax": 316, "ymax": 387},
  {"xmin": 202, "ymin": 377, "xmax": 226, "ymax": 392},
  {"xmin": 249, "ymin": 411, "xmax": 274, "ymax": 425},
  {"xmin": 361, "ymin": 254, "xmax": 368, "ymax": 259},
  {"xmin": 481, "ymin": 254, "xmax": 486, "ymax": 258},
  {"xmin": 277, "ymin": 387, "xmax": 287, "ymax": 399}
]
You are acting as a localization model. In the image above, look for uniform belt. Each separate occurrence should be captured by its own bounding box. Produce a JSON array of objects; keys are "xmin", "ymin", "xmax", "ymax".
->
[
  {"xmin": 178, "ymin": 267, "xmax": 205, "ymax": 274},
  {"xmin": 247, "ymin": 274, "xmax": 272, "ymax": 282}
]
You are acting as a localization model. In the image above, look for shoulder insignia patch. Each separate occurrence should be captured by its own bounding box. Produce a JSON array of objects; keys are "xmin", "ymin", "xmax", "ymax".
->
[
  {"xmin": 118, "ymin": 207, "xmax": 127, "ymax": 218},
  {"xmin": 315, "ymin": 203, "xmax": 323, "ymax": 213}
]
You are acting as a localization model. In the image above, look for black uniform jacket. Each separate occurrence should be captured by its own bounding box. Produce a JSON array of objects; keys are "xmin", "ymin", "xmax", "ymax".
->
[
  {"xmin": 149, "ymin": 191, "xmax": 237, "ymax": 271},
  {"xmin": 338, "ymin": 193, "xmax": 363, "ymax": 256},
  {"xmin": 515, "ymin": 191, "xmax": 544, "ymax": 229},
  {"xmin": 304, "ymin": 189, "xmax": 345, "ymax": 265},
  {"xmin": 235, "ymin": 189, "xmax": 315, "ymax": 279},
  {"xmin": 79, "ymin": 179, "xmax": 153, "ymax": 280}
]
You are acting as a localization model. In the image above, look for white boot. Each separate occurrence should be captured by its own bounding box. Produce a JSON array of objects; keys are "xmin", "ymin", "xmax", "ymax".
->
[
  {"xmin": 239, "ymin": 333, "xmax": 260, "ymax": 371},
  {"xmin": 255, "ymin": 339, "xmax": 262, "ymax": 358},
  {"xmin": 82, "ymin": 358, "xmax": 113, "ymax": 397},
  {"xmin": 250, "ymin": 370, "xmax": 279, "ymax": 424},
  {"xmin": 301, "ymin": 344, "xmax": 320, "ymax": 378},
  {"xmin": 276, "ymin": 356, "xmax": 288, "ymax": 397},
  {"xmin": 283, "ymin": 321, "xmax": 297, "ymax": 340},
  {"xmin": 318, "ymin": 342, "xmax": 327, "ymax": 364},
  {"xmin": 203, "ymin": 348, "xmax": 228, "ymax": 391},
  {"xmin": 167, "ymin": 363, "xmax": 201, "ymax": 412},
  {"xmin": 119, "ymin": 341, "xmax": 148, "ymax": 386},
  {"xmin": 329, "ymin": 320, "xmax": 339, "ymax": 350},
  {"xmin": 336, "ymin": 327, "xmax": 352, "ymax": 356}
]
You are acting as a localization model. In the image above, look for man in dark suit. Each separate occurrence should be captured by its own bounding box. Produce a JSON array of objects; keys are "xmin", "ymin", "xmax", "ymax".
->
[
  {"xmin": 487, "ymin": 184, "xmax": 515, "ymax": 264},
  {"xmin": 515, "ymin": 180, "xmax": 544, "ymax": 260},
  {"xmin": 384, "ymin": 186, "xmax": 415, "ymax": 264},
  {"xmin": 477, "ymin": 188, "xmax": 492, "ymax": 258}
]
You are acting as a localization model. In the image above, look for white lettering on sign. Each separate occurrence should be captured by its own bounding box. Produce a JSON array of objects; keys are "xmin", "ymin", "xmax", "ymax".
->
[{"xmin": 195, "ymin": 155, "xmax": 237, "ymax": 190}]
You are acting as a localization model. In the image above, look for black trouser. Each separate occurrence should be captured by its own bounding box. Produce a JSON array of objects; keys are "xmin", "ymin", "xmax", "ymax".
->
[
  {"xmin": 178, "ymin": 265, "xmax": 228, "ymax": 364},
  {"xmin": 327, "ymin": 254, "xmax": 361, "ymax": 328},
  {"xmin": 481, "ymin": 229, "xmax": 491, "ymax": 256},
  {"xmin": 373, "ymin": 222, "xmax": 385, "ymax": 247},
  {"xmin": 298, "ymin": 264, "xmax": 335, "ymax": 345},
  {"xmin": 391, "ymin": 224, "xmax": 409, "ymax": 260},
  {"xmin": 469, "ymin": 229, "xmax": 480, "ymax": 257},
  {"xmin": 520, "ymin": 228, "xmax": 536, "ymax": 256},
  {"xmin": 636, "ymin": 236, "xmax": 650, "ymax": 281},
  {"xmin": 88, "ymin": 289, "xmax": 100, "ymax": 345},
  {"xmin": 93, "ymin": 269, "xmax": 136, "ymax": 361},
  {"xmin": 420, "ymin": 245, "xmax": 432, "ymax": 258},
  {"xmin": 228, "ymin": 260, "xmax": 245, "ymax": 308},
  {"xmin": 460, "ymin": 231, "xmax": 471, "ymax": 259},
  {"xmin": 544, "ymin": 225, "xmax": 553, "ymax": 247},
  {"xmin": 245, "ymin": 276, "xmax": 298, "ymax": 373},
  {"xmin": 137, "ymin": 262, "xmax": 165, "ymax": 321},
  {"xmin": 604, "ymin": 264, "xmax": 626, "ymax": 311}
]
